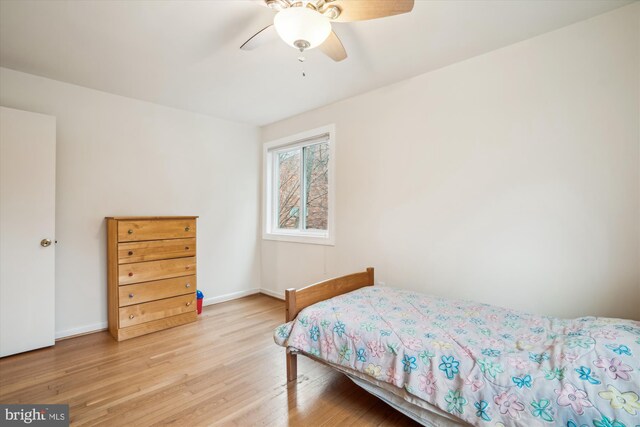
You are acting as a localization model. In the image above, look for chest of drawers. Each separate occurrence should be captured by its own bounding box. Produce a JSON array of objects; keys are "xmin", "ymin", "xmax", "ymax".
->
[{"xmin": 106, "ymin": 216, "xmax": 198, "ymax": 341}]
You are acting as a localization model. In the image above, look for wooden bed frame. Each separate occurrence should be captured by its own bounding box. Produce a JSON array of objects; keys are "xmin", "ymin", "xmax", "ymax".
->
[{"xmin": 284, "ymin": 267, "xmax": 374, "ymax": 382}]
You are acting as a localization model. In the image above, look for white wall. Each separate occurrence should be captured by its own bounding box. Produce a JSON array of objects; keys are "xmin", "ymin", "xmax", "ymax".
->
[
  {"xmin": 0, "ymin": 67, "xmax": 262, "ymax": 338},
  {"xmin": 261, "ymin": 4, "xmax": 640, "ymax": 321}
]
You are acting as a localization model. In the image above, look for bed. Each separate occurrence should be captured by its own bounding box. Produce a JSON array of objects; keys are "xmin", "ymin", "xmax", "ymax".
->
[{"xmin": 274, "ymin": 268, "xmax": 640, "ymax": 426}]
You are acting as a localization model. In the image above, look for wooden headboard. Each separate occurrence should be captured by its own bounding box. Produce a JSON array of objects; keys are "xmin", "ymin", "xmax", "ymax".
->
[{"xmin": 284, "ymin": 267, "xmax": 374, "ymax": 322}]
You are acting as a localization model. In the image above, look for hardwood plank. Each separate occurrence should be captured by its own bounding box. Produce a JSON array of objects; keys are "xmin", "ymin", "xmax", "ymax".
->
[{"xmin": 0, "ymin": 294, "xmax": 419, "ymax": 426}]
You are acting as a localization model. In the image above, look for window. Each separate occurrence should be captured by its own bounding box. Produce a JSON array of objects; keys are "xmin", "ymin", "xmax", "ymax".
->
[{"xmin": 263, "ymin": 125, "xmax": 335, "ymax": 245}]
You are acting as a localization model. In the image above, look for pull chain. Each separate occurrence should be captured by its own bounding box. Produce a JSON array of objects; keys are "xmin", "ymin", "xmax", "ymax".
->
[{"xmin": 298, "ymin": 54, "xmax": 306, "ymax": 77}]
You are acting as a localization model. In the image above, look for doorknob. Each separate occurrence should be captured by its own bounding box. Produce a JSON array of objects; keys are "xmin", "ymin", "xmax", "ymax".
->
[{"xmin": 40, "ymin": 239, "xmax": 52, "ymax": 247}]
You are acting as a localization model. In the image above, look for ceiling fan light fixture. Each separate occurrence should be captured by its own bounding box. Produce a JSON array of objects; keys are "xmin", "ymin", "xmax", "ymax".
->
[
  {"xmin": 273, "ymin": 7, "xmax": 331, "ymax": 51},
  {"xmin": 322, "ymin": 5, "xmax": 341, "ymax": 20},
  {"xmin": 266, "ymin": 0, "xmax": 288, "ymax": 11}
]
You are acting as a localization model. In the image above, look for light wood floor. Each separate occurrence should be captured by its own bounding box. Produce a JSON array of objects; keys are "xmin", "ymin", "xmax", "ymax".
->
[{"xmin": 0, "ymin": 294, "xmax": 419, "ymax": 426}]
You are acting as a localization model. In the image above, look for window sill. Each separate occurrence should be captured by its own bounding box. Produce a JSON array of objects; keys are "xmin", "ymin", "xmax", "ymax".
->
[{"xmin": 262, "ymin": 232, "xmax": 335, "ymax": 246}]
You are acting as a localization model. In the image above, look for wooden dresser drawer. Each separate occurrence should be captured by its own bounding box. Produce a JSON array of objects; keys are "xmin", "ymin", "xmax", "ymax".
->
[
  {"xmin": 119, "ymin": 294, "xmax": 196, "ymax": 328},
  {"xmin": 118, "ymin": 219, "xmax": 196, "ymax": 242},
  {"xmin": 118, "ymin": 238, "xmax": 196, "ymax": 264},
  {"xmin": 119, "ymin": 275, "xmax": 196, "ymax": 307},
  {"xmin": 118, "ymin": 257, "xmax": 195, "ymax": 285}
]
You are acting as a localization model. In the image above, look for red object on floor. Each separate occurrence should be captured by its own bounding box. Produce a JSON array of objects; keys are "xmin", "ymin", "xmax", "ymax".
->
[{"xmin": 196, "ymin": 290, "xmax": 204, "ymax": 314}]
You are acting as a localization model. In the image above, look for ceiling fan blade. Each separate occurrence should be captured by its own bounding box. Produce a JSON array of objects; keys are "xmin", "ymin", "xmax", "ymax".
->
[
  {"xmin": 319, "ymin": 31, "xmax": 347, "ymax": 62},
  {"xmin": 330, "ymin": 0, "xmax": 414, "ymax": 22},
  {"xmin": 240, "ymin": 25, "xmax": 277, "ymax": 50}
]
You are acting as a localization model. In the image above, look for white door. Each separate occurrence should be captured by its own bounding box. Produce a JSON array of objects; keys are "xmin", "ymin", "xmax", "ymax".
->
[{"xmin": 0, "ymin": 106, "xmax": 56, "ymax": 357}]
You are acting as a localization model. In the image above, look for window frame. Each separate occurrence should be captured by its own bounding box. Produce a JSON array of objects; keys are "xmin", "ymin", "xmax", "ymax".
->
[{"xmin": 262, "ymin": 124, "xmax": 335, "ymax": 246}]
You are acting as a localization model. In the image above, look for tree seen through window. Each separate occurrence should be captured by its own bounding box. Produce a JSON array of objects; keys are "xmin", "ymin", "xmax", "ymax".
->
[{"xmin": 277, "ymin": 142, "xmax": 328, "ymax": 230}]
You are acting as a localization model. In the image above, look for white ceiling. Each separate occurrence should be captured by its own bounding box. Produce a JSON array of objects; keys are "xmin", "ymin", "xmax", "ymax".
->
[{"xmin": 0, "ymin": 0, "xmax": 633, "ymax": 126}]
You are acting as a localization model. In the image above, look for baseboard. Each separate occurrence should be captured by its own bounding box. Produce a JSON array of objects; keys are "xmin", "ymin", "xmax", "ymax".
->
[
  {"xmin": 259, "ymin": 288, "xmax": 284, "ymax": 300},
  {"xmin": 55, "ymin": 321, "xmax": 108, "ymax": 340},
  {"xmin": 203, "ymin": 288, "xmax": 260, "ymax": 306}
]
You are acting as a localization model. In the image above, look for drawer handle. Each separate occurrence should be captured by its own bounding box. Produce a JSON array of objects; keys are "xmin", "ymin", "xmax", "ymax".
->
[
  {"xmin": 185, "ymin": 246, "xmax": 189, "ymax": 250},
  {"xmin": 129, "ymin": 293, "xmax": 134, "ymax": 298},
  {"xmin": 186, "ymin": 266, "xmax": 190, "ymax": 270},
  {"xmin": 127, "ymin": 229, "xmax": 133, "ymax": 234},
  {"xmin": 185, "ymin": 283, "xmax": 191, "ymax": 288},
  {"xmin": 185, "ymin": 226, "xmax": 190, "ymax": 232},
  {"xmin": 129, "ymin": 314, "xmax": 134, "ymax": 319},
  {"xmin": 186, "ymin": 302, "xmax": 191, "ymax": 306},
  {"xmin": 128, "ymin": 251, "xmax": 133, "ymax": 256},
  {"xmin": 128, "ymin": 272, "xmax": 133, "ymax": 277}
]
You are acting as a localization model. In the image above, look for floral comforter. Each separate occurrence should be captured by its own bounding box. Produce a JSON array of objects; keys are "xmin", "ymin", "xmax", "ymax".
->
[{"xmin": 274, "ymin": 286, "xmax": 640, "ymax": 426}]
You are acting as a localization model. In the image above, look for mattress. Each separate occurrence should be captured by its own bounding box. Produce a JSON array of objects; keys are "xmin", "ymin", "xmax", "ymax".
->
[{"xmin": 275, "ymin": 286, "xmax": 640, "ymax": 426}]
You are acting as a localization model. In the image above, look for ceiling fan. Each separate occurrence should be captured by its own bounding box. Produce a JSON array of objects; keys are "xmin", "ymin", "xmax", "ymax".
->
[{"xmin": 240, "ymin": 0, "xmax": 415, "ymax": 62}]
